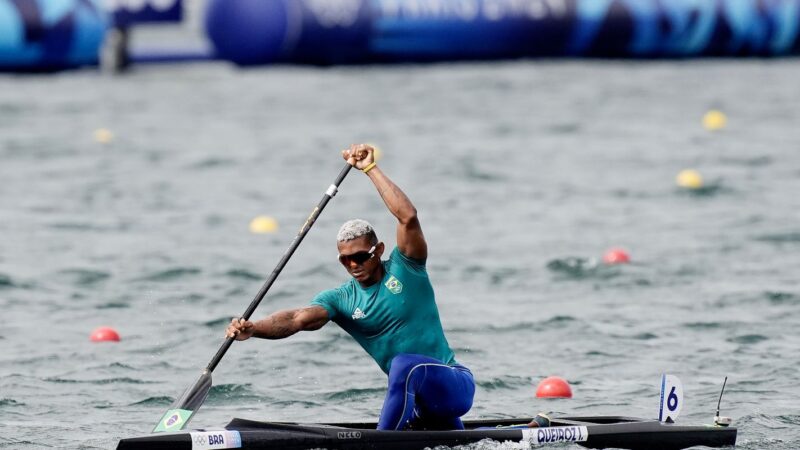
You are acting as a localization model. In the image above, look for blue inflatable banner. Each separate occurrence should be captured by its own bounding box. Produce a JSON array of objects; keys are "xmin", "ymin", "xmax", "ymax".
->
[
  {"xmin": 2, "ymin": 0, "xmax": 800, "ymax": 71},
  {"xmin": 204, "ymin": 0, "xmax": 800, "ymax": 65}
]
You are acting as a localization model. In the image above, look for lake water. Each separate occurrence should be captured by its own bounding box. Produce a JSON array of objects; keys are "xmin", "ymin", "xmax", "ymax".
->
[{"xmin": 1, "ymin": 58, "xmax": 799, "ymax": 449}]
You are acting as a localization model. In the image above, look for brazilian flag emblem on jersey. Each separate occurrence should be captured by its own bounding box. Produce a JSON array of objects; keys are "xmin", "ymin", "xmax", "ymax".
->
[{"xmin": 385, "ymin": 275, "xmax": 403, "ymax": 294}]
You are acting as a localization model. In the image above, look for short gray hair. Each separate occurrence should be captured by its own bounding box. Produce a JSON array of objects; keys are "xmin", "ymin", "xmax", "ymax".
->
[{"xmin": 337, "ymin": 219, "xmax": 377, "ymax": 243}]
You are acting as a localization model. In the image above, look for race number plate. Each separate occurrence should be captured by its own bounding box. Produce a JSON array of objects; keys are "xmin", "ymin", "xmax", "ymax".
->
[
  {"xmin": 522, "ymin": 426, "xmax": 589, "ymax": 446},
  {"xmin": 189, "ymin": 430, "xmax": 242, "ymax": 449},
  {"xmin": 659, "ymin": 374, "xmax": 684, "ymax": 423}
]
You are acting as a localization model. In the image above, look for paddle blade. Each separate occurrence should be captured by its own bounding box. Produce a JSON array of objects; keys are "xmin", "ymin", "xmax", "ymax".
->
[{"xmin": 153, "ymin": 371, "xmax": 212, "ymax": 433}]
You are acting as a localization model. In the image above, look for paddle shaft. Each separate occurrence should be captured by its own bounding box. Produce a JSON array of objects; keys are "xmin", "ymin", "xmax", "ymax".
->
[{"xmin": 206, "ymin": 162, "xmax": 353, "ymax": 373}]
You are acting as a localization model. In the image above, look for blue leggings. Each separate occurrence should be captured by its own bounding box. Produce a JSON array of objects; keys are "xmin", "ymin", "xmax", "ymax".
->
[{"xmin": 377, "ymin": 354, "xmax": 475, "ymax": 431}]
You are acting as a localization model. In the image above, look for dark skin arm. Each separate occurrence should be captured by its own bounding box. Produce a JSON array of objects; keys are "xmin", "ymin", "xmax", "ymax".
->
[
  {"xmin": 228, "ymin": 144, "xmax": 422, "ymax": 339},
  {"xmin": 225, "ymin": 305, "xmax": 329, "ymax": 340},
  {"xmin": 342, "ymin": 144, "xmax": 427, "ymax": 260}
]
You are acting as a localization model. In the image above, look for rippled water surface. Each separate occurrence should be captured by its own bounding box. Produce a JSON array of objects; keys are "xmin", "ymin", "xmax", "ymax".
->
[{"xmin": 1, "ymin": 59, "xmax": 799, "ymax": 449}]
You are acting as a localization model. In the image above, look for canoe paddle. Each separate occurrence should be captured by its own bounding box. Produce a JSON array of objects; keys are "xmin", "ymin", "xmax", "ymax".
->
[{"xmin": 153, "ymin": 162, "xmax": 353, "ymax": 433}]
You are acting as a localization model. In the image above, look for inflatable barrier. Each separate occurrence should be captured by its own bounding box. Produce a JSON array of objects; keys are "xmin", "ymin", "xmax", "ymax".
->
[
  {"xmin": 0, "ymin": 0, "xmax": 183, "ymax": 72},
  {"xmin": 3, "ymin": 0, "xmax": 800, "ymax": 71},
  {"xmin": 205, "ymin": 0, "xmax": 800, "ymax": 65},
  {"xmin": 0, "ymin": 0, "xmax": 108, "ymax": 71}
]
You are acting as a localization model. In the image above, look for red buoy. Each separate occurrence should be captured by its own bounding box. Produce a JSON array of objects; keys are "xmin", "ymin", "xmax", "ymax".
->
[
  {"xmin": 602, "ymin": 248, "xmax": 630, "ymax": 265},
  {"xmin": 536, "ymin": 376, "xmax": 573, "ymax": 398},
  {"xmin": 90, "ymin": 326, "xmax": 120, "ymax": 342}
]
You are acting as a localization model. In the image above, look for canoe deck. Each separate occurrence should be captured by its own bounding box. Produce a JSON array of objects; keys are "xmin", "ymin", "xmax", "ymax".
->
[{"xmin": 117, "ymin": 415, "xmax": 737, "ymax": 450}]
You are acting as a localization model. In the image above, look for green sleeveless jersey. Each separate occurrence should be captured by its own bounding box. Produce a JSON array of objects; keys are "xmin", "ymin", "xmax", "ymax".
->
[{"xmin": 311, "ymin": 247, "xmax": 456, "ymax": 374}]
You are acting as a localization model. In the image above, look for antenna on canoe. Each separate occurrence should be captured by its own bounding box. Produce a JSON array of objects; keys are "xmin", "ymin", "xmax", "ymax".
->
[{"xmin": 713, "ymin": 376, "xmax": 732, "ymax": 427}]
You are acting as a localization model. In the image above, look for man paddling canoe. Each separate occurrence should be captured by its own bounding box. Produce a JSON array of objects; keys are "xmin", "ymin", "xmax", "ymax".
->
[{"xmin": 226, "ymin": 144, "xmax": 475, "ymax": 431}]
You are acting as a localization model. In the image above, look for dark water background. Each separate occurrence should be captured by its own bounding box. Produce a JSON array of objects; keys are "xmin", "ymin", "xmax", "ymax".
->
[{"xmin": 1, "ymin": 59, "xmax": 799, "ymax": 449}]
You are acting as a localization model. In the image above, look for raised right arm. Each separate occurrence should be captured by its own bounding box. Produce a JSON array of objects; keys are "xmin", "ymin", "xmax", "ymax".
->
[{"xmin": 226, "ymin": 305, "xmax": 330, "ymax": 340}]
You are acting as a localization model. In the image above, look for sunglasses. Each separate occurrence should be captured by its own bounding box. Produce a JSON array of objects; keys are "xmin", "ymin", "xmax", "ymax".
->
[{"xmin": 338, "ymin": 245, "xmax": 377, "ymax": 266}]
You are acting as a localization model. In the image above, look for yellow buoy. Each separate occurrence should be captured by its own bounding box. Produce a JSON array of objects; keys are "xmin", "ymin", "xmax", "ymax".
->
[
  {"xmin": 702, "ymin": 110, "xmax": 727, "ymax": 131},
  {"xmin": 93, "ymin": 128, "xmax": 114, "ymax": 144},
  {"xmin": 249, "ymin": 215, "xmax": 279, "ymax": 234},
  {"xmin": 676, "ymin": 169, "xmax": 704, "ymax": 190}
]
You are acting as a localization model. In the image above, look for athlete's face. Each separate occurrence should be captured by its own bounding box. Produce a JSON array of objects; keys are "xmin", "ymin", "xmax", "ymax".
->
[{"xmin": 338, "ymin": 236, "xmax": 384, "ymax": 285}]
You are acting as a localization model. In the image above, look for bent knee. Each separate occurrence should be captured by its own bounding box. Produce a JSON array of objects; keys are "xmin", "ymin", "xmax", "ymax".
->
[{"xmin": 387, "ymin": 354, "xmax": 434, "ymax": 391}]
